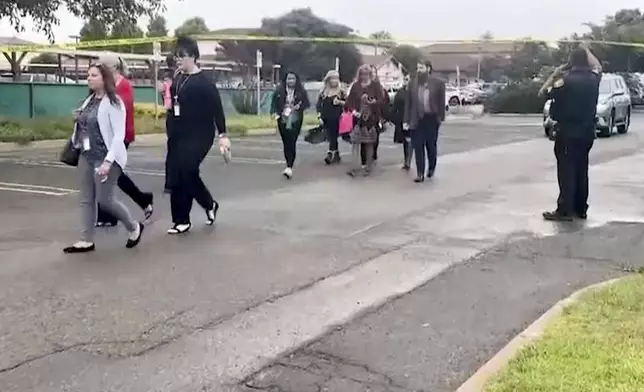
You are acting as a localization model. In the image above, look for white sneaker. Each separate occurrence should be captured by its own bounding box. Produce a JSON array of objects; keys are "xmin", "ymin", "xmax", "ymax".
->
[{"xmin": 283, "ymin": 167, "xmax": 293, "ymax": 179}]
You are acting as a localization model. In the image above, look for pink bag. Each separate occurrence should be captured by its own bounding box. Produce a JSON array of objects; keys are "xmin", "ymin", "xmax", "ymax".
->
[{"xmin": 339, "ymin": 111, "xmax": 353, "ymax": 135}]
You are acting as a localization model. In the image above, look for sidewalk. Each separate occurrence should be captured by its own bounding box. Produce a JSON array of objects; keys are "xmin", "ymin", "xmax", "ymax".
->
[{"xmin": 0, "ymin": 128, "xmax": 277, "ymax": 152}]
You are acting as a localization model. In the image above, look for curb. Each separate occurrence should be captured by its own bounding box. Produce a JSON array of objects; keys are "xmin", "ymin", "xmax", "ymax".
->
[
  {"xmin": 454, "ymin": 277, "xmax": 623, "ymax": 392},
  {"xmin": 0, "ymin": 128, "xmax": 277, "ymax": 152}
]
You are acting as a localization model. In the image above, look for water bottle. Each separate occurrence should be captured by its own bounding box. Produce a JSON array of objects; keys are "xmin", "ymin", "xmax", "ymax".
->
[{"xmin": 95, "ymin": 167, "xmax": 108, "ymax": 183}]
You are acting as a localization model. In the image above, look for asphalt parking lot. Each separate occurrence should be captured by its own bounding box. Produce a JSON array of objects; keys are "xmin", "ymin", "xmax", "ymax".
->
[
  {"xmin": 3, "ymin": 113, "xmax": 644, "ymax": 391},
  {"xmin": 0, "ymin": 118, "xmax": 543, "ymax": 247}
]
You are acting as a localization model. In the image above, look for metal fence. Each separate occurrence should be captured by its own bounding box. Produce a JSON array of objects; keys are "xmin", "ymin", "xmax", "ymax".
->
[{"xmin": 0, "ymin": 82, "xmax": 322, "ymax": 118}]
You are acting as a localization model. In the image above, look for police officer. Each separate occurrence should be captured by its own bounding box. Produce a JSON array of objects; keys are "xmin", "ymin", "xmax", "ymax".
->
[{"xmin": 538, "ymin": 43, "xmax": 602, "ymax": 221}]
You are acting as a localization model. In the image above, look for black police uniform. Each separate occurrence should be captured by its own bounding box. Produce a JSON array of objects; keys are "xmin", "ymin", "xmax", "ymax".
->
[{"xmin": 546, "ymin": 68, "xmax": 601, "ymax": 220}]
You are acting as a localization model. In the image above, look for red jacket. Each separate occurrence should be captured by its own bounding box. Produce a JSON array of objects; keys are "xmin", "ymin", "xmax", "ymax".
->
[{"xmin": 116, "ymin": 78, "xmax": 135, "ymax": 143}]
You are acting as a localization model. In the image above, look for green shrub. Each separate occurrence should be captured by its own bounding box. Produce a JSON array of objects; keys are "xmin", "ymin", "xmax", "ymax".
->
[
  {"xmin": 484, "ymin": 82, "xmax": 546, "ymax": 114},
  {"xmin": 231, "ymin": 89, "xmax": 259, "ymax": 115}
]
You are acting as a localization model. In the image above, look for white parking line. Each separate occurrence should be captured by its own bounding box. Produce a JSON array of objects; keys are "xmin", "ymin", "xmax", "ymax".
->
[{"xmin": 0, "ymin": 182, "xmax": 77, "ymax": 196}]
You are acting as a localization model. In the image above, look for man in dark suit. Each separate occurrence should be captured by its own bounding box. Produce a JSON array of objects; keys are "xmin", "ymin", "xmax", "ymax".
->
[{"xmin": 403, "ymin": 60, "xmax": 446, "ymax": 183}]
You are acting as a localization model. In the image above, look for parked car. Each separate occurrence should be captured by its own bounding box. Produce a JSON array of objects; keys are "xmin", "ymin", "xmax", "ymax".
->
[
  {"xmin": 543, "ymin": 73, "xmax": 632, "ymax": 140},
  {"xmin": 630, "ymin": 87, "xmax": 644, "ymax": 106},
  {"xmin": 461, "ymin": 86, "xmax": 486, "ymax": 104},
  {"xmin": 445, "ymin": 86, "xmax": 462, "ymax": 109}
]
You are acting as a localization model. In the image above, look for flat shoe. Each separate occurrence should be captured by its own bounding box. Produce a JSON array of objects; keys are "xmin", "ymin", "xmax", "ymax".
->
[{"xmin": 63, "ymin": 244, "xmax": 96, "ymax": 254}]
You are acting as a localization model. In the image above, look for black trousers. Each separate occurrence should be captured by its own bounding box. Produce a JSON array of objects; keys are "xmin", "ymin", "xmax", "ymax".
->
[
  {"xmin": 278, "ymin": 120, "xmax": 302, "ymax": 168},
  {"xmin": 554, "ymin": 134, "xmax": 593, "ymax": 215},
  {"xmin": 324, "ymin": 118, "xmax": 340, "ymax": 152},
  {"xmin": 170, "ymin": 167, "xmax": 214, "ymax": 225},
  {"xmin": 411, "ymin": 114, "xmax": 439, "ymax": 176},
  {"xmin": 361, "ymin": 133, "xmax": 379, "ymax": 164},
  {"xmin": 97, "ymin": 143, "xmax": 153, "ymax": 224},
  {"xmin": 402, "ymin": 138, "xmax": 412, "ymax": 166}
]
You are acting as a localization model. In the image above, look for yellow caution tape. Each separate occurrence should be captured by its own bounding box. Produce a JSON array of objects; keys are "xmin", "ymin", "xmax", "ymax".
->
[
  {"xmin": 2, "ymin": 34, "xmax": 644, "ymax": 52},
  {"xmin": 0, "ymin": 36, "xmax": 175, "ymax": 52}
]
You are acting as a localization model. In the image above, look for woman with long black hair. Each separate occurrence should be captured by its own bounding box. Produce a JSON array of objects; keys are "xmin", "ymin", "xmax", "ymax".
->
[{"xmin": 271, "ymin": 71, "xmax": 310, "ymax": 179}]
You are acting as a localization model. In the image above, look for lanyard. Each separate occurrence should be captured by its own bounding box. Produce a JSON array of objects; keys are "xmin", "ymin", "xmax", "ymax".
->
[{"xmin": 173, "ymin": 73, "xmax": 192, "ymax": 99}]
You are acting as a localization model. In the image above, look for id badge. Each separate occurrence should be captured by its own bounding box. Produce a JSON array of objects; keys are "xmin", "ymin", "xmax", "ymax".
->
[
  {"xmin": 173, "ymin": 104, "xmax": 180, "ymax": 117},
  {"xmin": 82, "ymin": 136, "xmax": 91, "ymax": 151},
  {"xmin": 283, "ymin": 107, "xmax": 292, "ymax": 117}
]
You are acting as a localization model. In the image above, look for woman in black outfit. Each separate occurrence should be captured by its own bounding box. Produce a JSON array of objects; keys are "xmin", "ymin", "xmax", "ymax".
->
[
  {"xmin": 392, "ymin": 76, "xmax": 412, "ymax": 170},
  {"xmin": 163, "ymin": 54, "xmax": 178, "ymax": 194},
  {"xmin": 165, "ymin": 36, "xmax": 229, "ymax": 234},
  {"xmin": 271, "ymin": 71, "xmax": 310, "ymax": 179},
  {"xmin": 316, "ymin": 70, "xmax": 347, "ymax": 165}
]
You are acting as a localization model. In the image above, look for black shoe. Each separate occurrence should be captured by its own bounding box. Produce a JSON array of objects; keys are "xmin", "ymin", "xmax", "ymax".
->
[
  {"xmin": 402, "ymin": 164, "xmax": 410, "ymax": 171},
  {"xmin": 346, "ymin": 169, "xmax": 358, "ymax": 177},
  {"xmin": 324, "ymin": 152, "xmax": 333, "ymax": 165},
  {"xmin": 332, "ymin": 151, "xmax": 341, "ymax": 163},
  {"xmin": 414, "ymin": 176, "xmax": 425, "ymax": 183},
  {"xmin": 143, "ymin": 195, "xmax": 154, "ymax": 220},
  {"xmin": 576, "ymin": 212, "xmax": 588, "ymax": 220},
  {"xmin": 542, "ymin": 210, "xmax": 574, "ymax": 221},
  {"xmin": 63, "ymin": 243, "xmax": 96, "ymax": 254},
  {"xmin": 95, "ymin": 221, "xmax": 117, "ymax": 228},
  {"xmin": 426, "ymin": 170, "xmax": 435, "ymax": 179},
  {"xmin": 126, "ymin": 222, "xmax": 144, "ymax": 249},
  {"xmin": 167, "ymin": 223, "xmax": 191, "ymax": 235},
  {"xmin": 206, "ymin": 201, "xmax": 219, "ymax": 226}
]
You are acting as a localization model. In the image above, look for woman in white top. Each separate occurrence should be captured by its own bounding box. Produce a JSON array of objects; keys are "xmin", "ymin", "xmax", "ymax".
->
[{"xmin": 63, "ymin": 63, "xmax": 144, "ymax": 253}]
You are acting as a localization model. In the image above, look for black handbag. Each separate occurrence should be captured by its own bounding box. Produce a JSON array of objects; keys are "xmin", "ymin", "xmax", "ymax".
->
[
  {"xmin": 60, "ymin": 140, "xmax": 80, "ymax": 167},
  {"xmin": 303, "ymin": 125, "xmax": 328, "ymax": 145}
]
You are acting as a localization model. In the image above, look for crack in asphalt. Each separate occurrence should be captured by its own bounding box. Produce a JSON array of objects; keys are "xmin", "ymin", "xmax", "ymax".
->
[
  {"xmin": 0, "ymin": 241, "xmax": 404, "ymax": 375},
  {"xmin": 0, "ymin": 307, "xmax": 195, "ymax": 374},
  {"xmin": 241, "ymin": 349, "xmax": 414, "ymax": 391}
]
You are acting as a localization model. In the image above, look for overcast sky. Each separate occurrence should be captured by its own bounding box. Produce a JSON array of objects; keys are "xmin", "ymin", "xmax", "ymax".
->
[{"xmin": 0, "ymin": 0, "xmax": 642, "ymax": 44}]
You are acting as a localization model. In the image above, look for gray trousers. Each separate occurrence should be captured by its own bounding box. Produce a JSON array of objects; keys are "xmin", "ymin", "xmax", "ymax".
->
[{"xmin": 79, "ymin": 155, "xmax": 135, "ymax": 242}]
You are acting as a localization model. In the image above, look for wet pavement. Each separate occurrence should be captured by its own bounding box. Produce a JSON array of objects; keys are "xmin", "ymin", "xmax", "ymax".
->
[{"xmin": 1, "ymin": 116, "xmax": 644, "ymax": 391}]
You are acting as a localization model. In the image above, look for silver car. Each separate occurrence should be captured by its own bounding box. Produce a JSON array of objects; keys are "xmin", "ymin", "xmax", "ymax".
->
[{"xmin": 543, "ymin": 73, "xmax": 632, "ymax": 140}]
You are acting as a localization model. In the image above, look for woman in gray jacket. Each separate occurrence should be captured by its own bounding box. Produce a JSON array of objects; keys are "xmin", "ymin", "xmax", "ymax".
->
[{"xmin": 63, "ymin": 63, "xmax": 144, "ymax": 253}]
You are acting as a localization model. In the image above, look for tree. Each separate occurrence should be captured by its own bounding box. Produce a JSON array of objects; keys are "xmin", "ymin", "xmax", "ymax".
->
[
  {"xmin": 78, "ymin": 18, "xmax": 109, "ymax": 50},
  {"xmin": 147, "ymin": 15, "xmax": 168, "ymax": 37},
  {"xmin": 389, "ymin": 44, "xmax": 422, "ymax": 75},
  {"xmin": 109, "ymin": 20, "xmax": 145, "ymax": 53},
  {"xmin": 146, "ymin": 15, "xmax": 170, "ymax": 52},
  {"xmin": 29, "ymin": 53, "xmax": 58, "ymax": 64},
  {"xmin": 174, "ymin": 16, "xmax": 209, "ymax": 37},
  {"xmin": 1, "ymin": 0, "xmax": 167, "ymax": 42},
  {"xmin": 579, "ymin": 9, "xmax": 644, "ymax": 72},
  {"xmin": 219, "ymin": 8, "xmax": 361, "ymax": 82},
  {"xmin": 505, "ymin": 40, "xmax": 553, "ymax": 81},
  {"xmin": 481, "ymin": 31, "xmax": 494, "ymax": 40},
  {"xmin": 370, "ymin": 30, "xmax": 394, "ymax": 44}
]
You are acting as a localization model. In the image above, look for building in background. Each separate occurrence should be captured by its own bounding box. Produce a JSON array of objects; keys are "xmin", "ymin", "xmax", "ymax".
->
[
  {"xmin": 420, "ymin": 42, "xmax": 516, "ymax": 85},
  {"xmin": 361, "ymin": 53, "xmax": 405, "ymax": 89}
]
